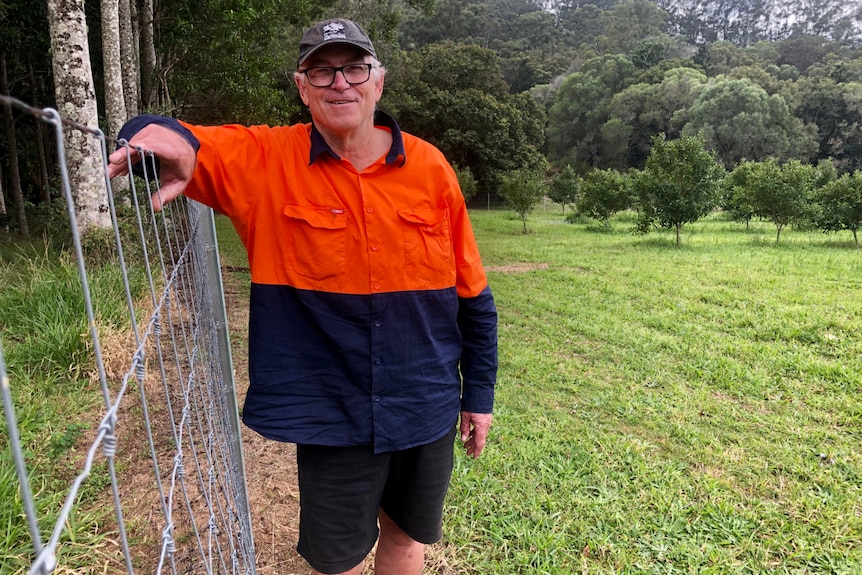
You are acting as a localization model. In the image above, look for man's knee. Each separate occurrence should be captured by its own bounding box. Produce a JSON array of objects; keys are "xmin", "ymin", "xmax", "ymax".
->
[{"xmin": 378, "ymin": 510, "xmax": 422, "ymax": 548}]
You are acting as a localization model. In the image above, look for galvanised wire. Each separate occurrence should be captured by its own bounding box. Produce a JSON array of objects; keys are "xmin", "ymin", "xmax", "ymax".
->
[{"xmin": 0, "ymin": 94, "xmax": 257, "ymax": 575}]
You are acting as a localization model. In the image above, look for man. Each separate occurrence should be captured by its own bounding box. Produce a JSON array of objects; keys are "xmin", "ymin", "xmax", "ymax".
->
[{"xmin": 107, "ymin": 18, "xmax": 497, "ymax": 575}]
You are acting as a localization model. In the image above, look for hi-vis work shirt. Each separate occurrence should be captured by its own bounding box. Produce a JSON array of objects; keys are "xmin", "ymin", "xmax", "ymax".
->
[{"xmin": 120, "ymin": 111, "xmax": 498, "ymax": 453}]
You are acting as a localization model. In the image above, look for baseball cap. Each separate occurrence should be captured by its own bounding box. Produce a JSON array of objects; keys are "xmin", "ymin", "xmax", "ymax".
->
[{"xmin": 297, "ymin": 18, "xmax": 377, "ymax": 68}]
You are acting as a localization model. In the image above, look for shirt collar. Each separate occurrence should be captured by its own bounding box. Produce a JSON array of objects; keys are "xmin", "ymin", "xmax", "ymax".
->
[{"xmin": 309, "ymin": 109, "xmax": 406, "ymax": 167}]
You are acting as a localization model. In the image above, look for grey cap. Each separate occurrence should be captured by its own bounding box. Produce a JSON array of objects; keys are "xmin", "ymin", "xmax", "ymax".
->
[{"xmin": 297, "ymin": 18, "xmax": 377, "ymax": 68}]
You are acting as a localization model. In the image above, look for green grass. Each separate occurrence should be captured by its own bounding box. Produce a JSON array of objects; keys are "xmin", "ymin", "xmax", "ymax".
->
[
  {"xmin": 6, "ymin": 208, "xmax": 860, "ymax": 574},
  {"xmin": 443, "ymin": 209, "xmax": 862, "ymax": 574},
  {"xmin": 0, "ymin": 239, "xmax": 145, "ymax": 574}
]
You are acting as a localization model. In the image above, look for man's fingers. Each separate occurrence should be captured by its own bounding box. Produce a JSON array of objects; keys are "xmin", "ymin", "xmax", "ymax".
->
[
  {"xmin": 151, "ymin": 184, "xmax": 184, "ymax": 212},
  {"xmin": 460, "ymin": 411, "xmax": 493, "ymax": 458},
  {"xmin": 106, "ymin": 147, "xmax": 132, "ymax": 179},
  {"xmin": 460, "ymin": 416, "xmax": 472, "ymax": 442}
]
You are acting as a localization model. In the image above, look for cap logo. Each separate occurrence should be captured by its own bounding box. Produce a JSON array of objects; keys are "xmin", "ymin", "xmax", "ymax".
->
[{"xmin": 323, "ymin": 22, "xmax": 347, "ymax": 41}]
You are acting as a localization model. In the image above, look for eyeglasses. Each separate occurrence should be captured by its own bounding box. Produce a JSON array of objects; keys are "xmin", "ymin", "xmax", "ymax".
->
[{"xmin": 302, "ymin": 64, "xmax": 374, "ymax": 88}]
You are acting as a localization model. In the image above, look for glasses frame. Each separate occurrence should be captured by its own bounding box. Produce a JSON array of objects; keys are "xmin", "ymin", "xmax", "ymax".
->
[{"xmin": 301, "ymin": 63, "xmax": 374, "ymax": 88}]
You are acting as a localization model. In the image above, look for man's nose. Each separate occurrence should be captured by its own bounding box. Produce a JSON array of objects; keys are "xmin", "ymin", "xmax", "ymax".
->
[{"xmin": 330, "ymin": 69, "xmax": 350, "ymax": 89}]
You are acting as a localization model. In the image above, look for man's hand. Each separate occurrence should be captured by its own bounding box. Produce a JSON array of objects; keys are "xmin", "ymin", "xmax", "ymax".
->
[
  {"xmin": 107, "ymin": 124, "xmax": 197, "ymax": 211},
  {"xmin": 459, "ymin": 411, "xmax": 493, "ymax": 458}
]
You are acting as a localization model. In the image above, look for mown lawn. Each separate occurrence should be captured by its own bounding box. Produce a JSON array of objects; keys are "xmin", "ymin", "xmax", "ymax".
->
[{"xmin": 442, "ymin": 209, "xmax": 861, "ymax": 574}]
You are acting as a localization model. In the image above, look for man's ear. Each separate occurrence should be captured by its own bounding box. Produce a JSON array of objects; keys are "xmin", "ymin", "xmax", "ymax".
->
[
  {"xmin": 294, "ymin": 73, "xmax": 310, "ymax": 106},
  {"xmin": 373, "ymin": 72, "xmax": 385, "ymax": 102}
]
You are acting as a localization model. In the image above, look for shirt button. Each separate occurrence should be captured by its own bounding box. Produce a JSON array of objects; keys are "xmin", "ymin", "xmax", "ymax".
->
[
  {"xmin": 374, "ymin": 321, "xmax": 381, "ymax": 327},
  {"xmin": 374, "ymin": 359, "xmax": 381, "ymax": 365},
  {"xmin": 373, "ymin": 283, "xmax": 381, "ymax": 290},
  {"xmin": 374, "ymin": 396, "xmax": 381, "ymax": 402},
  {"xmin": 366, "ymin": 207, "xmax": 374, "ymax": 214},
  {"xmin": 371, "ymin": 245, "xmax": 378, "ymax": 251},
  {"xmin": 425, "ymin": 226, "xmax": 433, "ymax": 232}
]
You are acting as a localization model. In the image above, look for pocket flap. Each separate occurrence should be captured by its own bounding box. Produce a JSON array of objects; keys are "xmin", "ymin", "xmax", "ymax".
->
[
  {"xmin": 284, "ymin": 204, "xmax": 348, "ymax": 230},
  {"xmin": 397, "ymin": 208, "xmax": 447, "ymax": 226}
]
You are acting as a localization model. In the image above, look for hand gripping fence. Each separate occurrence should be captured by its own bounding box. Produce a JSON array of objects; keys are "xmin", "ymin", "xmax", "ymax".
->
[{"xmin": 0, "ymin": 95, "xmax": 257, "ymax": 575}]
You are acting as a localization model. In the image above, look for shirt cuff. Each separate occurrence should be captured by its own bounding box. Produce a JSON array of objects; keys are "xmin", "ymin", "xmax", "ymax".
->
[{"xmin": 116, "ymin": 115, "xmax": 200, "ymax": 178}]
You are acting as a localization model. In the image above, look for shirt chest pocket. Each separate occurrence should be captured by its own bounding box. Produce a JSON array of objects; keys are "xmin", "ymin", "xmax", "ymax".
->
[
  {"xmin": 284, "ymin": 204, "xmax": 348, "ymax": 280},
  {"xmin": 397, "ymin": 208, "xmax": 452, "ymax": 284}
]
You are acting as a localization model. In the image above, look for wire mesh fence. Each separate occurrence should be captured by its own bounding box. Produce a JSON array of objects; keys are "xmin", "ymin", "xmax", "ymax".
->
[{"xmin": 0, "ymin": 94, "xmax": 257, "ymax": 575}]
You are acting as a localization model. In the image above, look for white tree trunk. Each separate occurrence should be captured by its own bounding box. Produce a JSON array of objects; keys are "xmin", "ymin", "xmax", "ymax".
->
[
  {"xmin": 118, "ymin": 0, "xmax": 139, "ymax": 116},
  {"xmin": 47, "ymin": 0, "xmax": 111, "ymax": 233},
  {"xmin": 101, "ymin": 0, "xmax": 127, "ymax": 138}
]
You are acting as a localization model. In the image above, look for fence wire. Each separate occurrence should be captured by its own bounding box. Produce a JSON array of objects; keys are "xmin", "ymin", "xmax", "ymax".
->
[{"xmin": 0, "ymin": 94, "xmax": 257, "ymax": 575}]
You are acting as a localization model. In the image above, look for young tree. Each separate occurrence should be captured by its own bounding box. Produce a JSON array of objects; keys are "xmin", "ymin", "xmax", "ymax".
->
[
  {"xmin": 577, "ymin": 168, "xmax": 632, "ymax": 229},
  {"xmin": 499, "ymin": 168, "xmax": 548, "ymax": 234},
  {"xmin": 814, "ymin": 170, "xmax": 862, "ymax": 246},
  {"xmin": 635, "ymin": 134, "xmax": 725, "ymax": 245},
  {"xmin": 548, "ymin": 165, "xmax": 580, "ymax": 214},
  {"xmin": 723, "ymin": 159, "xmax": 760, "ymax": 229},
  {"xmin": 47, "ymin": 0, "xmax": 110, "ymax": 233},
  {"xmin": 738, "ymin": 158, "xmax": 818, "ymax": 242}
]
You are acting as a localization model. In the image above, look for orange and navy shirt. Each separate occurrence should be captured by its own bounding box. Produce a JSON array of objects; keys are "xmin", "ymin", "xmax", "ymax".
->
[{"xmin": 120, "ymin": 111, "xmax": 497, "ymax": 453}]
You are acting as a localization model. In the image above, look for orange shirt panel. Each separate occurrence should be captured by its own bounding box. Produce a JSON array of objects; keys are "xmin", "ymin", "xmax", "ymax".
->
[{"xmin": 182, "ymin": 121, "xmax": 488, "ymax": 297}]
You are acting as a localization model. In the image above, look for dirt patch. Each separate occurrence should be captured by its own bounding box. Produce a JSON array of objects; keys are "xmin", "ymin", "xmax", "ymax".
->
[
  {"xmin": 485, "ymin": 262, "xmax": 549, "ymax": 274},
  {"xmin": 223, "ymin": 270, "xmax": 306, "ymax": 574}
]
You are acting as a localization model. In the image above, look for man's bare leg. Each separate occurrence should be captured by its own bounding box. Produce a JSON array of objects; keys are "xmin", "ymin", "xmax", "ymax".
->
[{"xmin": 374, "ymin": 509, "xmax": 424, "ymax": 575}]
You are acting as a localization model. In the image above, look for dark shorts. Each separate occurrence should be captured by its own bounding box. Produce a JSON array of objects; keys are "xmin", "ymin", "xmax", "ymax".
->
[{"xmin": 295, "ymin": 426, "xmax": 456, "ymax": 574}]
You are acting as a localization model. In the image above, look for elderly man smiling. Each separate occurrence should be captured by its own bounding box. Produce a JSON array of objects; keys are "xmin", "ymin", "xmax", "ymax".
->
[{"xmin": 107, "ymin": 17, "xmax": 498, "ymax": 575}]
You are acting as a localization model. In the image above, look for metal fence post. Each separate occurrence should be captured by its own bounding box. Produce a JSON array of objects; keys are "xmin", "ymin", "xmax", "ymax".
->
[{"xmin": 193, "ymin": 201, "xmax": 257, "ymax": 574}]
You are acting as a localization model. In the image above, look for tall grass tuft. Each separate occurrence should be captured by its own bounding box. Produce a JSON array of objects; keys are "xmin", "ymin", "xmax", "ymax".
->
[{"xmin": 0, "ymin": 238, "xmax": 141, "ymax": 574}]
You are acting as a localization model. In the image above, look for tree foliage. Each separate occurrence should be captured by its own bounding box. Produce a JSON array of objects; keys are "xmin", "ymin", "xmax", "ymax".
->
[
  {"xmin": 499, "ymin": 167, "xmax": 548, "ymax": 233},
  {"xmin": 382, "ymin": 42, "xmax": 546, "ymax": 193},
  {"xmin": 733, "ymin": 158, "xmax": 820, "ymax": 242},
  {"xmin": 576, "ymin": 168, "xmax": 633, "ymax": 228},
  {"xmin": 679, "ymin": 78, "xmax": 819, "ymax": 166},
  {"xmin": 547, "ymin": 165, "xmax": 580, "ymax": 214},
  {"xmin": 814, "ymin": 170, "xmax": 862, "ymax": 245},
  {"xmin": 634, "ymin": 134, "xmax": 724, "ymax": 244}
]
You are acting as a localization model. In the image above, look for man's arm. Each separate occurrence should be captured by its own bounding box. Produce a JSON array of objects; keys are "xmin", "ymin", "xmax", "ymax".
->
[
  {"xmin": 107, "ymin": 116, "xmax": 200, "ymax": 211},
  {"xmin": 457, "ymin": 286, "xmax": 498, "ymax": 458}
]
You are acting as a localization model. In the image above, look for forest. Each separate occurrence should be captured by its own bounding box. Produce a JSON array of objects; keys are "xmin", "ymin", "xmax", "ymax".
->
[{"xmin": 1, "ymin": 0, "xmax": 862, "ymax": 234}]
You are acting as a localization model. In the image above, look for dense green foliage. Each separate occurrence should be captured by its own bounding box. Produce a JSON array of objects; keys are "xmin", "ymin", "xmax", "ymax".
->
[
  {"xmin": 575, "ymin": 168, "xmax": 632, "ymax": 228},
  {"xmin": 815, "ymin": 171, "xmax": 862, "ymax": 245},
  {"xmin": 4, "ymin": 0, "xmax": 862, "ymax": 218},
  {"xmin": 634, "ymin": 134, "xmax": 725, "ymax": 243}
]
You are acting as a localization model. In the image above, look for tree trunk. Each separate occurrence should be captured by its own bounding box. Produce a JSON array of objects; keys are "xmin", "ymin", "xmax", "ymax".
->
[
  {"xmin": 102, "ymin": 0, "xmax": 130, "ymax": 197},
  {"xmin": 119, "ymin": 0, "xmax": 139, "ymax": 116},
  {"xmin": 47, "ymin": 0, "xmax": 111, "ymax": 234},
  {"xmin": 26, "ymin": 55, "xmax": 52, "ymax": 204},
  {"xmin": 0, "ymin": 151, "xmax": 8, "ymax": 234},
  {"xmin": 139, "ymin": 0, "xmax": 157, "ymax": 109},
  {"xmin": 1, "ymin": 51, "xmax": 29, "ymax": 237},
  {"xmin": 102, "ymin": 0, "xmax": 127, "ymax": 141}
]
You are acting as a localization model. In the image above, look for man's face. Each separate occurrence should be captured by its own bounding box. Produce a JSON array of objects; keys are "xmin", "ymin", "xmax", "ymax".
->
[{"xmin": 295, "ymin": 45, "xmax": 384, "ymax": 135}]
